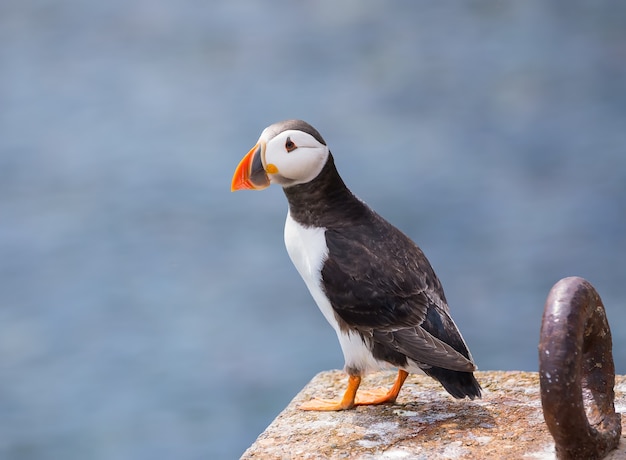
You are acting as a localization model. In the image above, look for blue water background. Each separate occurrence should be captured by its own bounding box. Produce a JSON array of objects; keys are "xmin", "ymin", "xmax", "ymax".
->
[{"xmin": 1, "ymin": 2, "xmax": 625, "ymax": 459}]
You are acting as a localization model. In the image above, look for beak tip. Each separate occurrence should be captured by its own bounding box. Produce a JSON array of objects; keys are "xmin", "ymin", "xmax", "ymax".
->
[{"xmin": 230, "ymin": 142, "xmax": 270, "ymax": 191}]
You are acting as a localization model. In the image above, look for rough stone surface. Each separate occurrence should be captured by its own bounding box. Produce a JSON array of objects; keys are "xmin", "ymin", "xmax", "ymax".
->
[{"xmin": 242, "ymin": 370, "xmax": 626, "ymax": 460}]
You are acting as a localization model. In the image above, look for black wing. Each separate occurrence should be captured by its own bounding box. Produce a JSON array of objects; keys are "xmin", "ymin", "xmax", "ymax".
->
[{"xmin": 321, "ymin": 214, "xmax": 475, "ymax": 372}]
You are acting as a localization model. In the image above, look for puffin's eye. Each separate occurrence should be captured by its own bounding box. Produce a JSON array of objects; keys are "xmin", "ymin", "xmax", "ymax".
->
[{"xmin": 285, "ymin": 137, "xmax": 297, "ymax": 152}]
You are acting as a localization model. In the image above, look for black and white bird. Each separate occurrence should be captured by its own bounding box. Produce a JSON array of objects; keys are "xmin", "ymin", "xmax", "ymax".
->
[{"xmin": 231, "ymin": 120, "xmax": 481, "ymax": 411}]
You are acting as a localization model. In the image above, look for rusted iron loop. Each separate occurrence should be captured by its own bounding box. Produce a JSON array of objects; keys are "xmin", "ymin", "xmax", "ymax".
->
[{"xmin": 539, "ymin": 276, "xmax": 621, "ymax": 460}]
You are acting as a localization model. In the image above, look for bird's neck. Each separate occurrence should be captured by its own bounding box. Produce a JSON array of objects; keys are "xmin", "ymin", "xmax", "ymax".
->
[{"xmin": 282, "ymin": 153, "xmax": 366, "ymax": 228}]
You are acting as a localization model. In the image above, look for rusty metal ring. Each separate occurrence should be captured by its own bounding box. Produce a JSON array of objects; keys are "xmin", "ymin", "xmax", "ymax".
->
[{"xmin": 539, "ymin": 276, "xmax": 621, "ymax": 460}]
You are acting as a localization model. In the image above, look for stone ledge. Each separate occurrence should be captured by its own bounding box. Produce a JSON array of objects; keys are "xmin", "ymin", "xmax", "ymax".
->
[{"xmin": 242, "ymin": 370, "xmax": 625, "ymax": 459}]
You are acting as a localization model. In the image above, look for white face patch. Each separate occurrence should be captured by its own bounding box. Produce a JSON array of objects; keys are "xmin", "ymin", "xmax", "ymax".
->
[{"xmin": 261, "ymin": 130, "xmax": 329, "ymax": 186}]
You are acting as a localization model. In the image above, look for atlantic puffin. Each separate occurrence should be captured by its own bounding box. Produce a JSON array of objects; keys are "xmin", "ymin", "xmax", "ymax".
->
[{"xmin": 231, "ymin": 120, "xmax": 481, "ymax": 411}]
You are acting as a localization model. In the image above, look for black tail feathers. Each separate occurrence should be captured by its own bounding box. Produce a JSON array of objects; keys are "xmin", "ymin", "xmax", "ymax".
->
[{"xmin": 424, "ymin": 367, "xmax": 482, "ymax": 400}]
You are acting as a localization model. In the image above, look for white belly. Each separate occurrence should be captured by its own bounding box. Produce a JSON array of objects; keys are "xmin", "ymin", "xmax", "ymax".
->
[{"xmin": 284, "ymin": 211, "xmax": 389, "ymax": 374}]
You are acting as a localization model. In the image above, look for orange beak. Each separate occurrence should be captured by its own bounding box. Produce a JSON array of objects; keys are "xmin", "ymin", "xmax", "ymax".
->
[{"xmin": 231, "ymin": 142, "xmax": 270, "ymax": 191}]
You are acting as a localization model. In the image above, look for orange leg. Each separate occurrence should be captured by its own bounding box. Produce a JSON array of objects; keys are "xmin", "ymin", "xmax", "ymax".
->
[
  {"xmin": 299, "ymin": 374, "xmax": 361, "ymax": 411},
  {"xmin": 299, "ymin": 370, "xmax": 409, "ymax": 411},
  {"xmin": 354, "ymin": 369, "xmax": 409, "ymax": 405}
]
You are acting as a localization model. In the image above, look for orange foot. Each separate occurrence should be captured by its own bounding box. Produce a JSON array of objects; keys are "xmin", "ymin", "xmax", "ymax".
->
[
  {"xmin": 299, "ymin": 397, "xmax": 354, "ymax": 411},
  {"xmin": 298, "ymin": 370, "xmax": 409, "ymax": 411}
]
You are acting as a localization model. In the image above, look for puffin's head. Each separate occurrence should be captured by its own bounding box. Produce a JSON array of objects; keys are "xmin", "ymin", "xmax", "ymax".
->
[{"xmin": 231, "ymin": 120, "xmax": 329, "ymax": 191}]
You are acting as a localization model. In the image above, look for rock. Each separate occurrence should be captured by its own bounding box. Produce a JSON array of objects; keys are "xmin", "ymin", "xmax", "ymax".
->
[{"xmin": 242, "ymin": 370, "xmax": 626, "ymax": 459}]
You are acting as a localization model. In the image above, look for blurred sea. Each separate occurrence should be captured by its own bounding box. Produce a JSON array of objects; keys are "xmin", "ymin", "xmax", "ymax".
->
[{"xmin": 1, "ymin": 1, "xmax": 625, "ymax": 459}]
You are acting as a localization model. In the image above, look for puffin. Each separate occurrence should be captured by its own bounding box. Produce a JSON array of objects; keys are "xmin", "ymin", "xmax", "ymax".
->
[{"xmin": 231, "ymin": 120, "xmax": 481, "ymax": 411}]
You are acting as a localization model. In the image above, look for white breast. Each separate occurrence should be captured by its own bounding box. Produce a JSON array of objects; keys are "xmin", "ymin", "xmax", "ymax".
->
[
  {"xmin": 284, "ymin": 211, "xmax": 336, "ymax": 328},
  {"xmin": 284, "ymin": 211, "xmax": 389, "ymax": 375}
]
